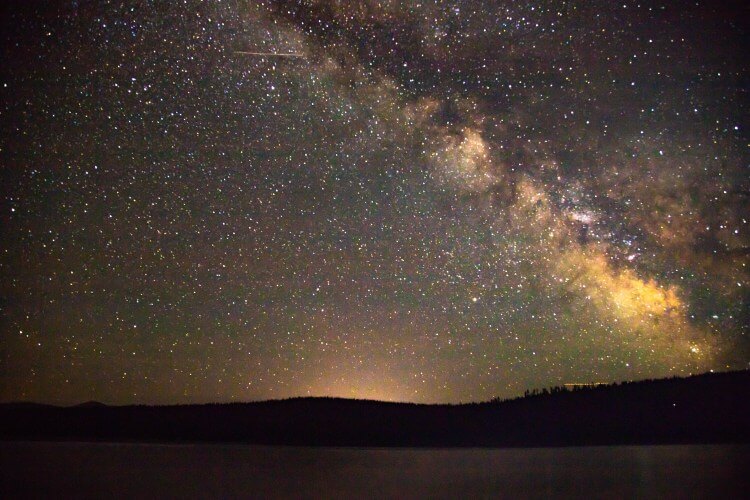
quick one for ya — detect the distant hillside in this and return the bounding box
[2,371,749,447]
[72,401,108,408]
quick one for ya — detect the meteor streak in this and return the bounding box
[235,51,305,58]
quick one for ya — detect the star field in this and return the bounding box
[1,0,748,404]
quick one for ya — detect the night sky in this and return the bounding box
[1,1,748,405]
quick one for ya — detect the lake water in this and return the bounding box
[1,442,747,498]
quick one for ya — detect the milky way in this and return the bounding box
[1,1,748,404]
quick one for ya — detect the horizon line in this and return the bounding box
[1,369,741,409]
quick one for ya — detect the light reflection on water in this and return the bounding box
[1,442,747,499]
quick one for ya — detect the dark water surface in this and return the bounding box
[1,442,747,499]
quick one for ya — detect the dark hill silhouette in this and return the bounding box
[72,401,107,408]
[2,371,749,447]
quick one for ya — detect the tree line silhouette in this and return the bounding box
[487,376,682,403]
[1,370,748,447]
